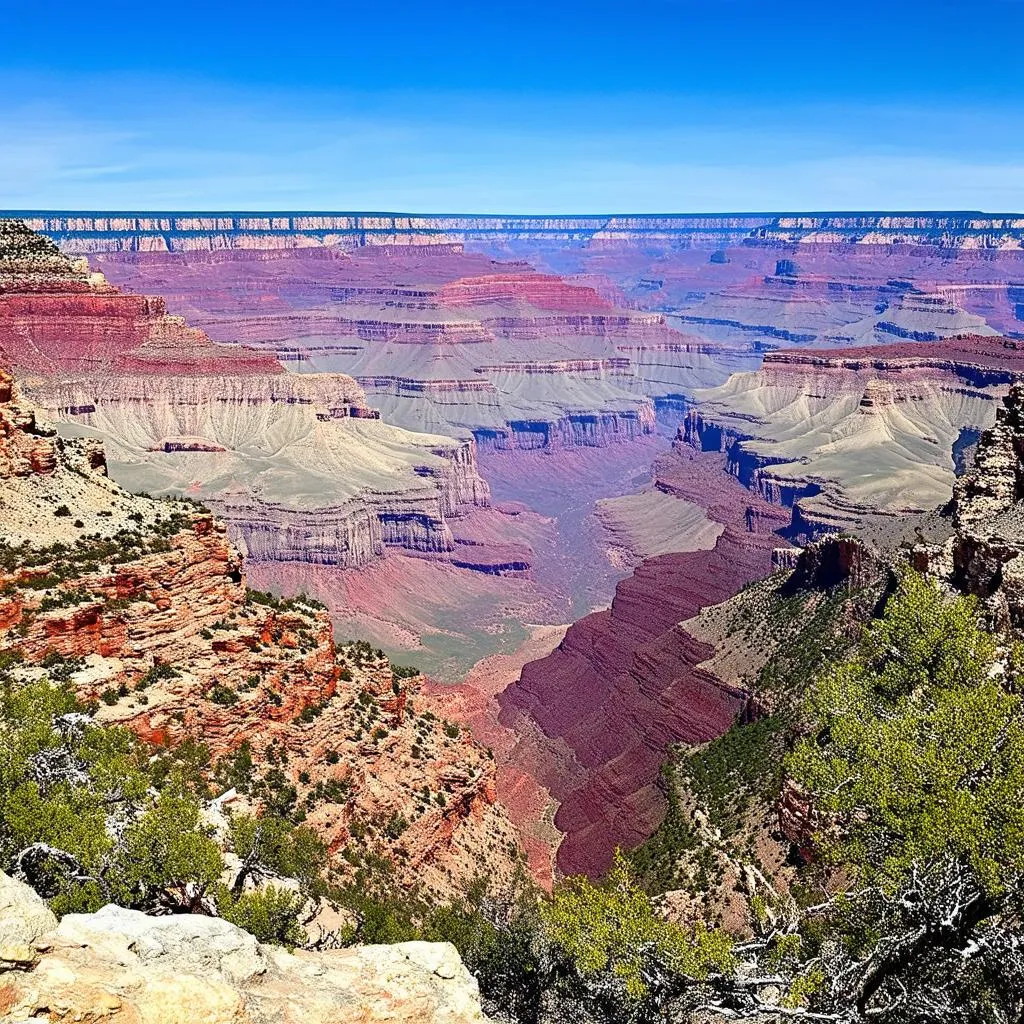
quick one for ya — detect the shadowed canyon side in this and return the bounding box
[498,443,792,876]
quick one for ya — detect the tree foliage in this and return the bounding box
[227,812,327,894]
[0,678,222,915]
[544,852,733,1002]
[787,570,1024,893]
[216,884,308,948]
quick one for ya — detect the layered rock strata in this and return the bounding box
[0,222,496,571]
[18,211,1024,252]
[71,245,743,448]
[499,446,791,876]
[682,338,1024,537]
[0,368,520,898]
[913,383,1024,633]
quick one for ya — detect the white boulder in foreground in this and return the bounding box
[0,872,489,1023]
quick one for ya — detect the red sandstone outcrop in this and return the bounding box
[0,367,520,898]
[437,273,616,313]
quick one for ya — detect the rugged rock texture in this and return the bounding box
[0,872,490,1023]
[32,372,492,569]
[0,222,499,572]
[913,383,1024,633]
[15,212,772,251]
[751,213,1024,249]
[682,338,1024,537]
[68,244,743,449]
[0,218,280,376]
[0,369,520,898]
[499,446,791,876]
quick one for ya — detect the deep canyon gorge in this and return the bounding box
[8,208,1024,885]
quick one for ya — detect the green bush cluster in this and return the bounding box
[0,679,222,916]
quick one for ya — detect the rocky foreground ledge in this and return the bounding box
[0,871,489,1023]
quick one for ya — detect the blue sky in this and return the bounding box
[4,0,1024,212]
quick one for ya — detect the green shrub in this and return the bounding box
[207,684,238,706]
[216,884,307,948]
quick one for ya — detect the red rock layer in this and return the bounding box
[0,292,282,376]
[0,367,520,898]
[764,334,1024,378]
[434,273,616,313]
[499,448,791,876]
[0,371,59,477]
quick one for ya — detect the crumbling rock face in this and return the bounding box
[776,779,820,864]
[0,872,490,1024]
[915,383,1024,631]
[0,372,59,478]
[782,534,878,593]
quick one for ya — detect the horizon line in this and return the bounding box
[4,208,1021,219]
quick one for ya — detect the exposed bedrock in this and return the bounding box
[472,407,655,451]
[0,224,499,573]
[29,372,493,570]
[64,245,728,451]
[499,448,791,876]
[680,339,1024,537]
[0,291,282,376]
[914,384,1024,633]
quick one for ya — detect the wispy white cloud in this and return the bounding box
[3,72,1024,212]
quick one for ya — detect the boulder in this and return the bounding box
[0,872,491,1023]
[0,871,57,967]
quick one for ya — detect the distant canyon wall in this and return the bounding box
[12,211,1024,254]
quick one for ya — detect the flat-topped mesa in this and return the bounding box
[751,214,1024,249]
[679,338,1024,538]
[17,212,773,253]
[762,335,1024,387]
